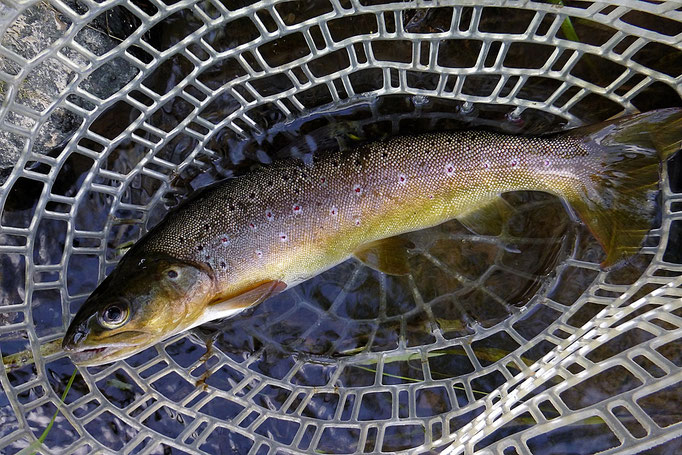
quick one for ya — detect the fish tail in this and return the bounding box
[566,108,682,268]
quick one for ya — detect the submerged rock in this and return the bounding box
[0,1,139,184]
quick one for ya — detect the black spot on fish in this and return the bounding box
[229,204,235,211]
[354,158,361,166]
[332,160,339,167]
[204,223,210,231]
[283,175,289,182]
[197,245,203,251]
[205,254,211,260]
[179,236,185,243]
[249,192,256,199]
[267,180,273,186]
[382,152,388,158]
[220,261,226,268]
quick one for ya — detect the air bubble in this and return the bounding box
[460,101,475,115]
[412,95,429,106]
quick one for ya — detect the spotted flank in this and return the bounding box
[62,109,682,366]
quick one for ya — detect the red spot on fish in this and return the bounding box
[280,233,288,242]
[266,210,273,220]
[221,236,229,244]
[445,164,454,175]
[256,250,263,258]
[330,207,338,216]
[353,184,362,195]
[320,177,326,184]
[544,159,551,167]
[483,161,490,169]
[398,174,407,185]
[510,158,518,167]
[293,204,302,214]
[354,218,361,226]
[249,222,256,230]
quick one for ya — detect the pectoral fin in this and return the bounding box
[353,236,415,275]
[208,280,287,312]
[457,197,516,237]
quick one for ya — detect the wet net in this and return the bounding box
[1,0,681,454]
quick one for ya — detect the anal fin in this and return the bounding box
[353,236,416,276]
[457,197,516,237]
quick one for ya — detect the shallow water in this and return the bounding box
[1,96,658,454]
[2,2,682,454]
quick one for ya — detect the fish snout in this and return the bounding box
[62,322,90,350]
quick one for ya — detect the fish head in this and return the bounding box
[62,252,215,366]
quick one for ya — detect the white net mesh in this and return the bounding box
[1,0,681,454]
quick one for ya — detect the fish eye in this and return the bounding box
[99,302,129,328]
[166,268,179,279]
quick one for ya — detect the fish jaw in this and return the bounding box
[62,330,156,366]
[64,344,128,366]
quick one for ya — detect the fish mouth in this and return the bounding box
[65,345,122,365]
[63,329,153,366]
[64,340,145,366]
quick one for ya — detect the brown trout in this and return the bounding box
[63,108,681,365]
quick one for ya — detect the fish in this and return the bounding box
[62,108,682,365]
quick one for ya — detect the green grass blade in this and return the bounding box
[17,368,78,455]
[548,0,581,42]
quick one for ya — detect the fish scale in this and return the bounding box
[144,131,589,292]
[62,108,682,365]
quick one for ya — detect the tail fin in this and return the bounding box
[566,108,682,268]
